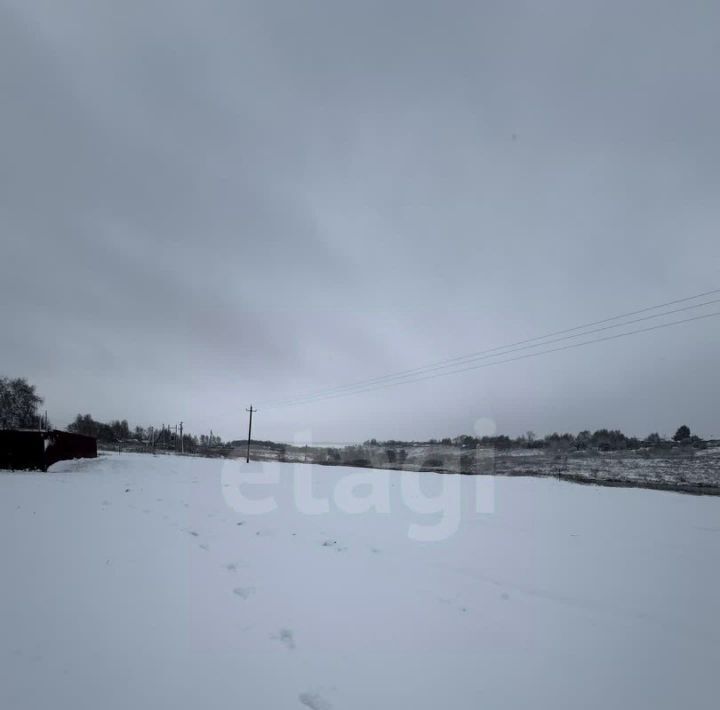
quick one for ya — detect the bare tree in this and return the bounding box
[0,377,43,429]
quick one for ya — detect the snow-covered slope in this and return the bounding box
[1,453,718,709]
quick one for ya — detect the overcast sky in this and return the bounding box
[2,0,719,443]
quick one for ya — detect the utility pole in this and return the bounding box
[179,421,184,454]
[245,406,257,463]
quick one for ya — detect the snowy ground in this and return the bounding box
[1,453,719,709]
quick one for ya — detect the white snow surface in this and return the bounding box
[1,452,719,709]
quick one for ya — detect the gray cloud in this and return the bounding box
[2,0,719,441]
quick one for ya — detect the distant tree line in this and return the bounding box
[365,425,705,452]
[67,413,229,454]
[228,438,285,450]
[67,414,133,442]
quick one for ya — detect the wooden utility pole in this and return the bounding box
[245,406,257,463]
[179,421,184,453]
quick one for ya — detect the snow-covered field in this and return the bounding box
[1,453,719,709]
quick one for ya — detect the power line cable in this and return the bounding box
[263,288,720,407]
[263,309,720,409]
[262,291,720,408]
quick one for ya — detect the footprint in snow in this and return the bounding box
[272,628,295,650]
[233,586,255,600]
[299,692,333,710]
[188,530,199,537]
[437,596,469,613]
